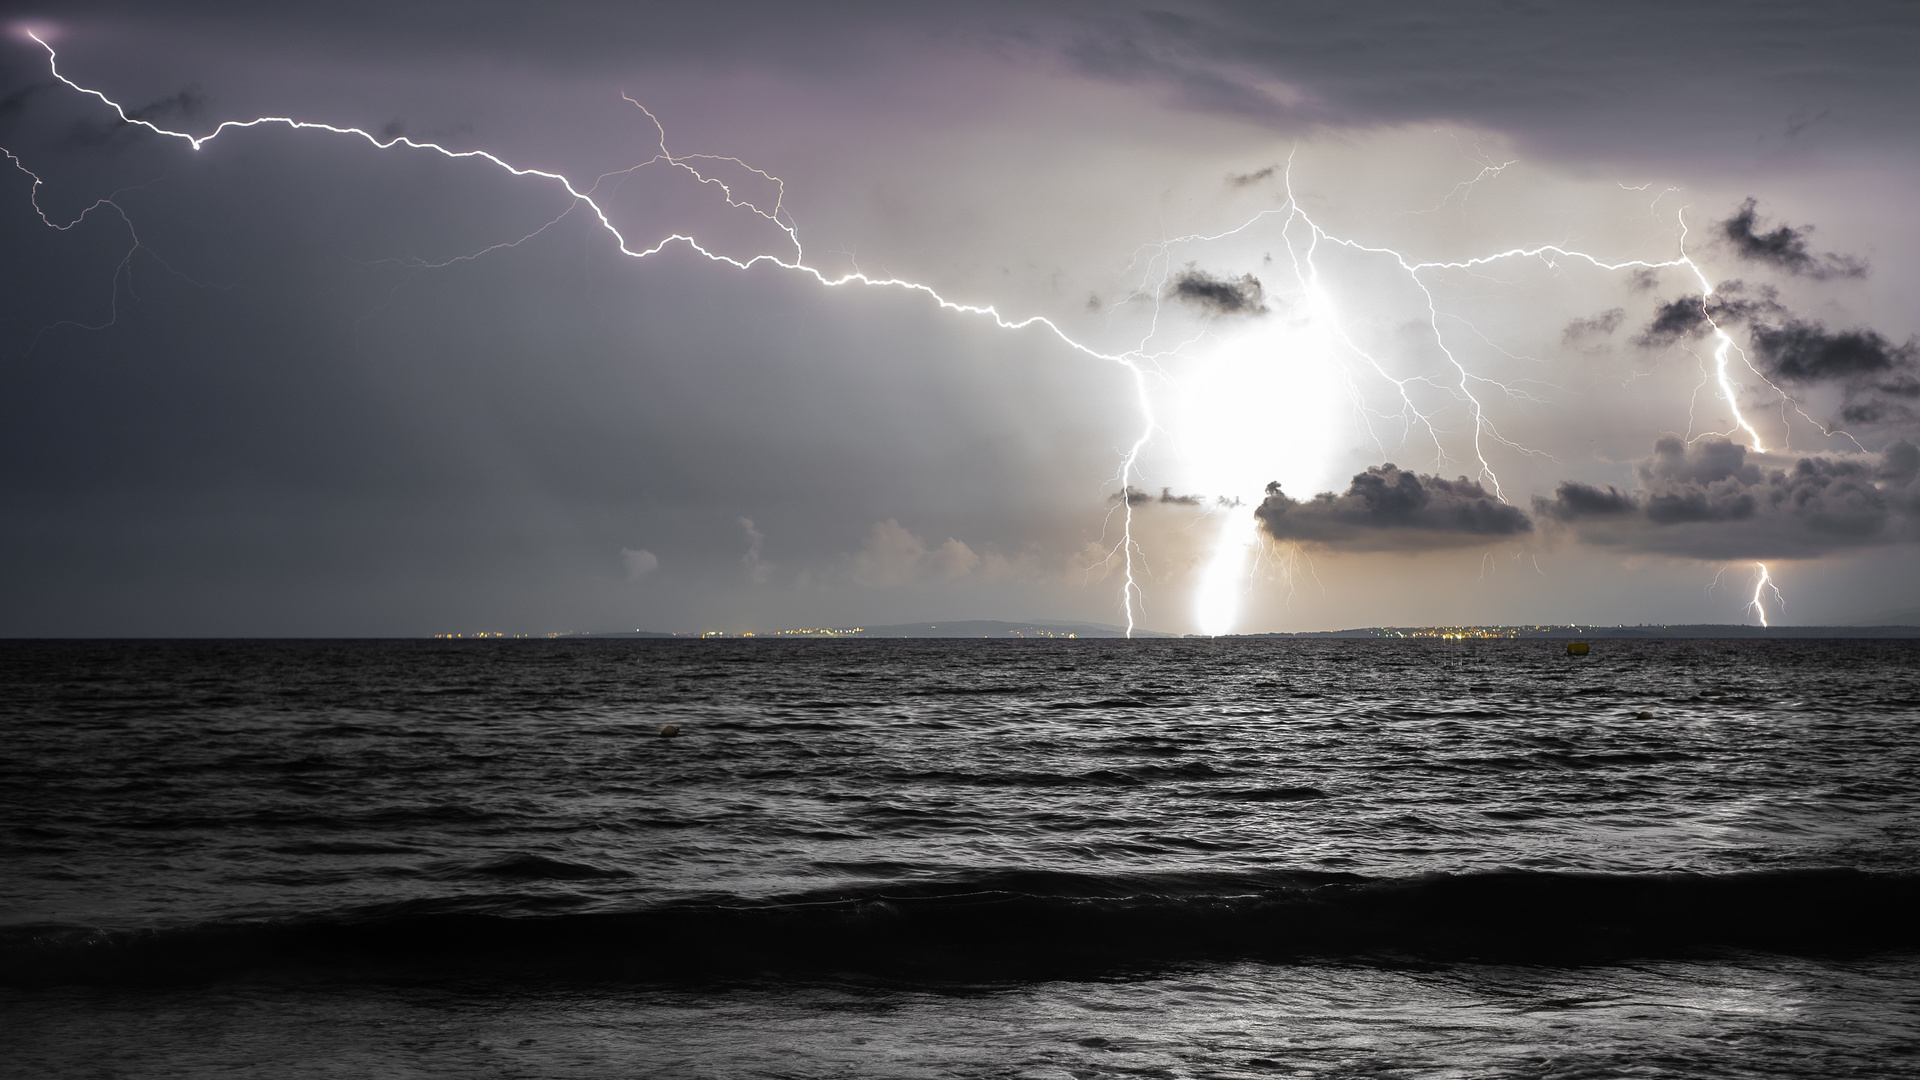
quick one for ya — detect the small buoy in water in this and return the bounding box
[1566,642,1590,656]
[658,724,681,737]
[1636,710,1653,720]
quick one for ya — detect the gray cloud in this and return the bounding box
[4,1,1919,633]
[1535,437,1919,558]
[1255,464,1531,550]
[739,517,772,584]
[1227,164,1277,187]
[1720,197,1867,280]
[1046,1,1920,162]
[1750,320,1920,428]
[1754,321,1918,384]
[1633,273,1920,431]
[1880,440,1920,485]
[1112,486,1206,506]
[1159,265,1267,313]
[20,0,1920,168]
[621,547,659,580]
[1168,268,1265,315]
[1562,307,1624,344]
[1634,282,1782,347]
[1538,481,1635,520]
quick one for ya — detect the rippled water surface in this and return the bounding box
[3,637,1918,1076]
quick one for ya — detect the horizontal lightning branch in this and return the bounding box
[7,28,1812,633]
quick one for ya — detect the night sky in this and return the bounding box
[3,1,1918,636]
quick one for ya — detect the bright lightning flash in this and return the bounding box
[5,29,1823,634]
[1748,562,1780,627]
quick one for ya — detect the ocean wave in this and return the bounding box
[4,868,1914,986]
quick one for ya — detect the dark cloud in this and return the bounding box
[1227,165,1276,187]
[1045,1,1920,162]
[1750,320,1918,384]
[1535,437,1918,558]
[1743,318,1920,429]
[1538,481,1635,519]
[22,0,1920,168]
[1720,198,1867,280]
[1633,282,1781,347]
[1168,268,1265,315]
[5,0,1919,633]
[1879,440,1920,485]
[1255,464,1531,550]
[1111,486,1205,506]
[1634,278,1920,430]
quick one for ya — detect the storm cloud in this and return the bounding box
[1634,282,1782,347]
[1534,437,1919,559]
[1720,198,1867,280]
[1113,487,1207,506]
[1748,321,1920,427]
[1255,465,1532,550]
[2,2,1918,633]
[1168,269,1266,315]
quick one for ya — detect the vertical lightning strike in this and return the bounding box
[1161,158,1779,632]
[1671,214,1766,451]
[10,28,1172,633]
[1747,562,1778,627]
[8,30,1837,635]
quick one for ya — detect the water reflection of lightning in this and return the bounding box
[7,29,1817,634]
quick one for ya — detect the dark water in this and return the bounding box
[4,638,1918,1077]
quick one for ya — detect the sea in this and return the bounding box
[3,637,1917,1078]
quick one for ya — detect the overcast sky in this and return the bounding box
[3,1,1918,635]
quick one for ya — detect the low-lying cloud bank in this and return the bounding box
[1535,437,1920,559]
[1259,440,1920,560]
[1255,464,1530,550]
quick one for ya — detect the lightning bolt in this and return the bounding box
[7,27,1170,633]
[1748,562,1780,627]
[4,29,1834,635]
